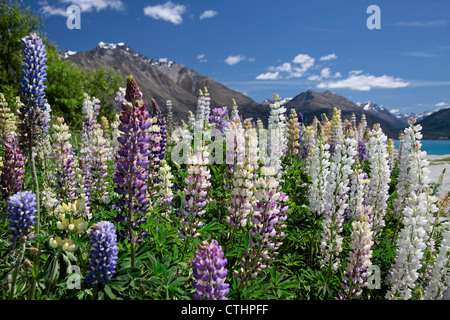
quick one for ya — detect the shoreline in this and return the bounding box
[426,154,450,196]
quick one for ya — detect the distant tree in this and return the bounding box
[0,0,42,101]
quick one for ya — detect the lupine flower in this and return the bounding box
[300,124,315,160]
[348,167,369,221]
[0,93,13,143]
[88,123,109,202]
[157,159,174,215]
[423,222,450,300]
[357,139,368,163]
[85,221,119,288]
[394,119,431,215]
[7,191,37,248]
[1,138,26,208]
[52,117,76,201]
[320,136,356,271]
[386,138,396,172]
[17,33,48,150]
[366,124,391,234]
[308,136,330,216]
[385,191,436,300]
[166,100,174,138]
[328,108,343,154]
[179,145,211,238]
[339,206,374,300]
[230,98,240,123]
[113,75,151,224]
[192,239,229,300]
[195,89,208,131]
[287,109,300,155]
[237,166,288,283]
[267,95,287,176]
[209,107,229,134]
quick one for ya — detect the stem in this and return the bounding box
[9,240,26,300]
[28,144,41,300]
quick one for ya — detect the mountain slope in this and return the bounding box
[63,42,263,123]
[284,90,405,137]
[417,108,450,140]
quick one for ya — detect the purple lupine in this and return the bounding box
[1,138,26,209]
[192,239,229,300]
[113,76,151,264]
[357,139,368,163]
[339,206,374,300]
[236,166,288,283]
[208,107,229,133]
[179,147,211,239]
[7,191,37,248]
[85,221,119,288]
[17,33,48,149]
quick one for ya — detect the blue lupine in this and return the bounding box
[85,221,119,288]
[7,191,37,248]
[209,107,229,133]
[18,33,48,147]
[192,239,229,300]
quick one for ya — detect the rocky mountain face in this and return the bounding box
[63,42,262,123]
[63,42,408,137]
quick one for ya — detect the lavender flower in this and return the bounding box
[192,239,229,300]
[7,191,37,248]
[85,221,119,288]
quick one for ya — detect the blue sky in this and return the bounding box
[24,0,450,114]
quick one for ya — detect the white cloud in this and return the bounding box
[225,55,246,65]
[39,0,124,16]
[290,54,315,78]
[405,51,437,57]
[319,53,337,61]
[317,73,410,91]
[435,102,447,107]
[197,54,207,62]
[334,72,342,78]
[269,62,292,73]
[307,68,332,81]
[321,68,331,78]
[256,71,280,80]
[200,10,218,20]
[143,1,187,25]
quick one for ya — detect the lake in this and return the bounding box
[393,140,450,156]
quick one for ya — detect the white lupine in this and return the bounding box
[320,136,356,270]
[158,159,174,217]
[366,124,391,234]
[308,139,330,216]
[394,119,427,214]
[348,168,369,221]
[423,222,450,300]
[267,98,287,177]
[386,192,436,300]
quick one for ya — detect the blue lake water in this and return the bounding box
[393,140,450,156]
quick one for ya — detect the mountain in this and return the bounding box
[284,90,406,137]
[417,107,450,140]
[62,42,407,136]
[63,42,264,123]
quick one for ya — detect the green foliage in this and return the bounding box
[0,0,41,101]
[0,0,122,132]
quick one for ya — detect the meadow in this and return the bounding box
[0,32,449,301]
